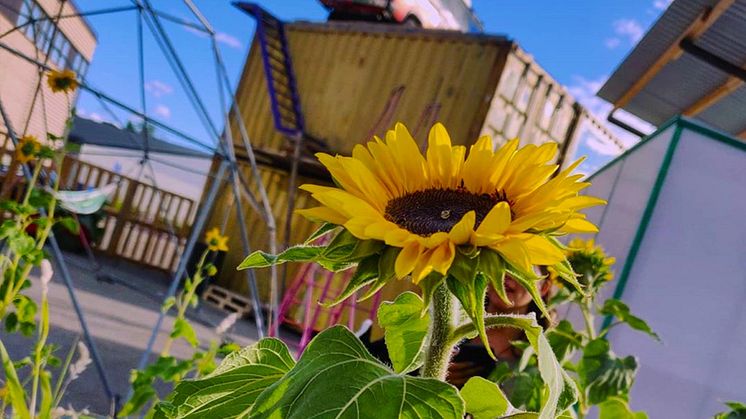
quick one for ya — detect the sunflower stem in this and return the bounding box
[421,282,457,380]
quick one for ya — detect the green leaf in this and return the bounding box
[161,296,176,313]
[546,320,583,362]
[481,313,578,419]
[250,326,464,418]
[448,250,480,284]
[0,219,17,239]
[377,292,429,374]
[715,401,746,419]
[504,263,551,321]
[550,258,586,296]
[157,338,295,419]
[600,299,659,341]
[579,338,638,404]
[56,216,80,234]
[598,397,648,419]
[323,254,379,307]
[479,249,511,306]
[171,318,199,347]
[237,245,324,270]
[323,230,384,263]
[446,273,493,359]
[358,246,400,302]
[29,189,53,209]
[304,223,338,244]
[8,231,35,255]
[0,340,31,419]
[460,376,510,419]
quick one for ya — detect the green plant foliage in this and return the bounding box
[714,401,746,419]
[250,326,464,419]
[460,376,510,419]
[579,339,638,405]
[170,318,199,347]
[154,339,294,418]
[546,320,583,362]
[377,291,429,373]
[598,397,648,419]
[600,299,659,340]
[447,271,493,358]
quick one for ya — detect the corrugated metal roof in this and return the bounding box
[598,0,746,137]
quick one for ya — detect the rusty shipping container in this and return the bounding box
[206,21,619,331]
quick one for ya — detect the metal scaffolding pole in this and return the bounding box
[135,159,228,372]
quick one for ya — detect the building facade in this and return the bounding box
[0,0,96,151]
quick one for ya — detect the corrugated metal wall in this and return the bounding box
[211,23,514,300]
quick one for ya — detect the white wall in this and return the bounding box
[608,126,746,417]
[76,145,211,201]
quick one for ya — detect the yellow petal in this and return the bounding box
[493,238,531,273]
[476,202,511,236]
[429,241,455,275]
[560,218,599,233]
[523,235,565,265]
[448,211,475,244]
[395,242,424,279]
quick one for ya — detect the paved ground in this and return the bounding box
[0,251,298,416]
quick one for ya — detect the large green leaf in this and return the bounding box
[377,292,429,374]
[460,376,510,419]
[477,314,578,419]
[600,299,659,341]
[598,397,648,419]
[250,326,465,418]
[579,338,638,404]
[156,338,295,418]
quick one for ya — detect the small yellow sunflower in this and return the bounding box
[47,69,78,94]
[297,123,604,284]
[566,238,615,281]
[205,227,229,252]
[15,135,41,163]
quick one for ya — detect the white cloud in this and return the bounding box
[88,112,105,123]
[566,75,653,147]
[585,133,623,156]
[184,26,242,49]
[145,80,173,98]
[154,105,171,119]
[653,0,673,10]
[613,18,644,44]
[215,32,242,49]
[604,37,621,49]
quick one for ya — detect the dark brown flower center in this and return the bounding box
[384,188,510,236]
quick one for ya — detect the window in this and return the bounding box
[16,1,89,77]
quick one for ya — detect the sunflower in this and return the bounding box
[205,227,229,252]
[297,122,604,284]
[15,135,41,163]
[47,69,78,94]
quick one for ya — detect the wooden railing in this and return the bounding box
[1,141,197,272]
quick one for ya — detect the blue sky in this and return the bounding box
[72,0,672,172]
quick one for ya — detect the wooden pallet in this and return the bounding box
[203,285,254,317]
